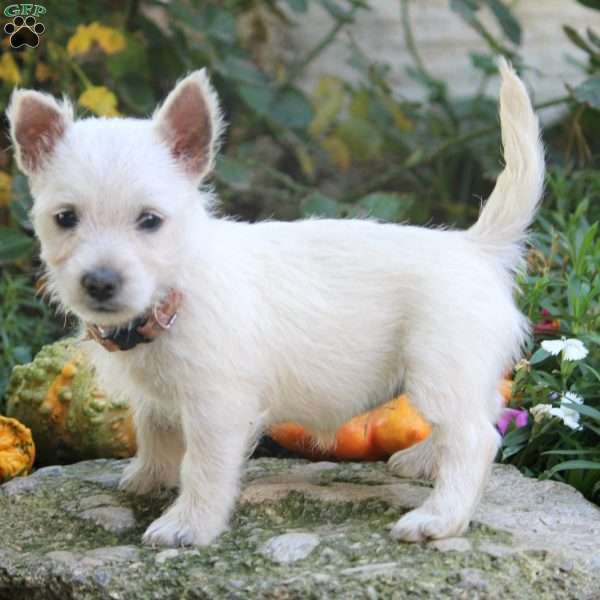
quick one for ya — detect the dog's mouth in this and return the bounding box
[89,303,123,314]
[85,289,183,352]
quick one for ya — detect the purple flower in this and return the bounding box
[497,408,529,436]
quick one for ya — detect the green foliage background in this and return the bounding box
[1,0,600,502]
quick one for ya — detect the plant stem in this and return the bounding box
[66,55,92,89]
[349,94,572,199]
[246,159,311,195]
[285,5,360,86]
[535,95,571,111]
[400,0,457,125]
[400,0,431,83]
[126,0,140,31]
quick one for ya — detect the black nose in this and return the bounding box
[81,268,122,302]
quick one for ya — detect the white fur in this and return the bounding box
[7,59,544,545]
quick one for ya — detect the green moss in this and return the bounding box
[1,458,596,600]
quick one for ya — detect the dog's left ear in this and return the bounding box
[154,69,224,184]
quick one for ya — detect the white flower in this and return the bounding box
[530,403,553,423]
[530,393,584,431]
[541,337,589,361]
[554,406,582,431]
[561,391,584,406]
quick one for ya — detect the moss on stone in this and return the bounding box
[1,458,597,599]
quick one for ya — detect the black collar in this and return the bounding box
[86,289,182,352]
[91,315,154,351]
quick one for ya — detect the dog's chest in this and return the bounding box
[123,344,184,416]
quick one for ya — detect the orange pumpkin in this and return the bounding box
[6,339,136,464]
[0,416,36,483]
[271,379,510,461]
[499,378,513,404]
[267,422,329,460]
[270,394,430,461]
[334,413,383,460]
[370,395,431,456]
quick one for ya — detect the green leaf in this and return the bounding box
[501,444,526,460]
[205,7,236,44]
[107,35,148,80]
[221,57,268,86]
[544,460,600,478]
[215,156,252,190]
[285,0,308,12]
[542,449,600,456]
[357,193,413,222]
[576,0,600,9]
[116,77,156,115]
[9,174,33,229]
[575,222,597,275]
[564,25,600,57]
[500,425,529,460]
[529,347,550,365]
[573,75,600,110]
[318,0,352,20]
[310,76,345,136]
[587,27,600,49]
[470,52,497,74]
[580,363,600,384]
[270,88,314,129]
[0,227,34,264]
[301,192,339,218]
[486,0,521,45]
[450,0,479,22]
[503,425,530,445]
[337,116,383,160]
[563,402,600,423]
[238,84,274,115]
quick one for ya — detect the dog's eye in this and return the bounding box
[137,211,163,232]
[54,209,78,229]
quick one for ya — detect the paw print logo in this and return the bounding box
[4,16,45,49]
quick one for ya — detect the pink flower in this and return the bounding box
[533,308,560,334]
[497,407,528,435]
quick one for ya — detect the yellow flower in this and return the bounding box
[0,52,21,85]
[0,171,13,207]
[67,22,126,57]
[67,24,95,56]
[79,86,120,117]
[94,25,126,55]
[35,62,53,82]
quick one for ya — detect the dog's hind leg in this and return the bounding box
[389,365,501,542]
[388,432,438,480]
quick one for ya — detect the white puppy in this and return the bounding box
[7,59,544,546]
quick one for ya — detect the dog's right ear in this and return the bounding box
[7,90,73,176]
[153,69,224,185]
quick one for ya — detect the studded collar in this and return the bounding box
[86,289,183,352]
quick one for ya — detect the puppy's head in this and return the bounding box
[7,70,223,327]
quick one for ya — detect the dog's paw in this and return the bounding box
[390,508,468,542]
[142,505,225,547]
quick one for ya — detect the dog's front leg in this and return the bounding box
[142,390,256,547]
[119,400,184,494]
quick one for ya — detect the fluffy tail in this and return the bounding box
[467,58,545,270]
